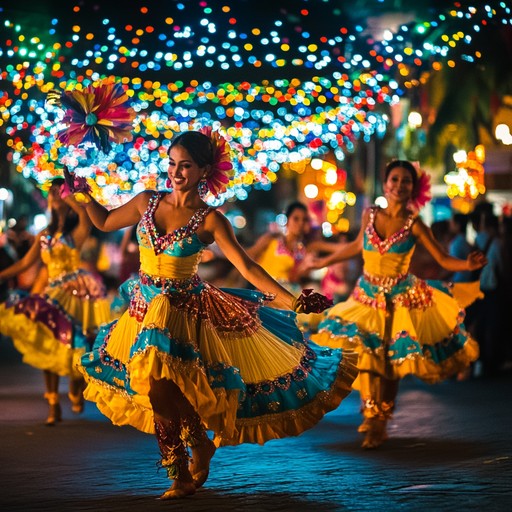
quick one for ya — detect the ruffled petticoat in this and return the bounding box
[312,274,480,384]
[78,279,358,446]
[0,269,111,377]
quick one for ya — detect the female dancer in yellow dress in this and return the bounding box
[247,201,333,294]
[309,160,486,449]
[0,178,111,424]
[74,128,358,500]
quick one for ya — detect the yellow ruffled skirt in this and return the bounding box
[312,276,480,384]
[79,283,358,445]
[0,271,111,377]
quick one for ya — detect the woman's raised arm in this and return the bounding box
[82,191,152,232]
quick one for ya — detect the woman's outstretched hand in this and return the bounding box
[302,254,326,271]
[293,289,333,314]
[61,166,92,204]
[467,250,488,271]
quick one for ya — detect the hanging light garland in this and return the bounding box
[0,1,510,206]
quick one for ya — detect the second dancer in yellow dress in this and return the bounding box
[0,178,111,424]
[309,160,486,449]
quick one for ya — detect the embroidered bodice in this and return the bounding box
[136,193,211,279]
[362,207,416,278]
[40,232,81,279]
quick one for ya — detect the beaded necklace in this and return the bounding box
[142,193,212,255]
[366,206,414,254]
[276,236,306,262]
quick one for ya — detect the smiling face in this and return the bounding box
[383,165,415,204]
[167,144,208,192]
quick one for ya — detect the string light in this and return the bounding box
[0,0,510,206]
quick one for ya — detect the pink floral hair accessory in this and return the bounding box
[199,126,235,197]
[409,161,432,211]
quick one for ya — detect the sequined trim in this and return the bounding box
[40,232,75,251]
[140,193,212,255]
[128,284,148,322]
[130,338,207,373]
[275,237,306,262]
[139,271,202,293]
[82,373,147,409]
[47,268,106,298]
[353,276,435,311]
[353,286,387,309]
[98,324,126,372]
[195,284,262,335]
[365,206,415,254]
[245,346,316,398]
[232,351,358,431]
[391,280,434,310]
[363,271,407,292]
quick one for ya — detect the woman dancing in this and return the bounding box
[309,160,486,449]
[73,128,358,499]
[0,178,111,424]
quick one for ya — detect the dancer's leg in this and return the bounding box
[68,377,85,413]
[43,370,61,425]
[359,371,393,449]
[180,408,215,488]
[149,377,195,499]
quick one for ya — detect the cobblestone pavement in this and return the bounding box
[0,341,511,512]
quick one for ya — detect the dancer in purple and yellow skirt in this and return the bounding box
[74,128,358,500]
[309,160,487,449]
[0,178,111,425]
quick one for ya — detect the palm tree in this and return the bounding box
[422,23,512,169]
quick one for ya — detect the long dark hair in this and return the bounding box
[384,160,418,188]
[285,201,308,218]
[46,178,79,237]
[170,131,214,167]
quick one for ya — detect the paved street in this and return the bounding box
[1,340,511,512]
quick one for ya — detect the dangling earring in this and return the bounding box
[165,178,172,189]
[197,177,209,199]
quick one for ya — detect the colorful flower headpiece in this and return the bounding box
[409,161,432,211]
[199,126,235,197]
[48,82,136,154]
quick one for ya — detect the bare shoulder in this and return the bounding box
[132,190,156,211]
[203,208,227,228]
[411,215,429,236]
[136,190,156,202]
[361,206,374,223]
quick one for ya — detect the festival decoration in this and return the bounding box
[48,82,136,153]
[445,148,486,202]
[0,0,509,207]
